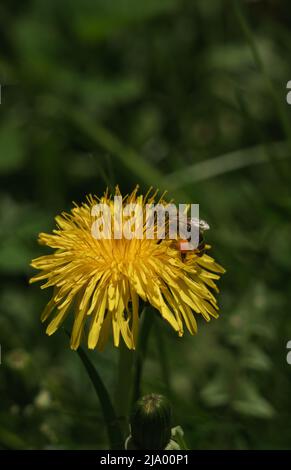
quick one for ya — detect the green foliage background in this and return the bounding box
[1,0,291,450]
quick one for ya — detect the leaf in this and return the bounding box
[72,0,178,41]
[232,380,275,419]
[201,373,229,407]
[242,346,272,372]
[0,426,27,450]
[79,77,143,109]
[75,345,124,450]
[171,426,189,451]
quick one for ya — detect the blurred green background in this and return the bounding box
[1,0,291,450]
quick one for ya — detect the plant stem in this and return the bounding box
[132,307,153,404]
[115,340,135,438]
[154,320,173,401]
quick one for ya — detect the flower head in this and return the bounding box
[30,186,225,350]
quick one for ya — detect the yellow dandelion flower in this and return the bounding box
[30,186,225,351]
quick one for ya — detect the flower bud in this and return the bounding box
[130,394,172,450]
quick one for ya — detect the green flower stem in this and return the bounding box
[115,340,135,437]
[154,321,173,401]
[132,307,153,403]
[115,307,154,440]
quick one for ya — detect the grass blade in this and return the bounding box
[65,105,188,201]
[166,141,289,188]
[232,0,291,180]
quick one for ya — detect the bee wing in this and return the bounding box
[189,218,210,231]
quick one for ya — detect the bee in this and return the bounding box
[177,217,210,258]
